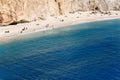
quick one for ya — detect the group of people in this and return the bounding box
[20,27,27,33]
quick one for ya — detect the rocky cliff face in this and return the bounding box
[0,0,120,25]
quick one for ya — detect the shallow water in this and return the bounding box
[0,19,120,80]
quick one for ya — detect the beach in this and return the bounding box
[0,11,120,42]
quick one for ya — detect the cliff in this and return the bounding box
[0,0,120,25]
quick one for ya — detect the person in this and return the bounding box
[5,31,9,33]
[45,24,49,28]
[20,31,22,33]
[22,27,25,31]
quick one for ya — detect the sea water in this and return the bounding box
[0,19,120,80]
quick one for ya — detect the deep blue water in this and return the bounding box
[0,19,120,80]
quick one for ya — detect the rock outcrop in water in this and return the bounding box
[0,0,120,25]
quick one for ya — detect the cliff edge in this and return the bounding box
[0,0,120,25]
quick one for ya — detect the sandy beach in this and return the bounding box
[0,11,120,42]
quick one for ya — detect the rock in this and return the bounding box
[0,0,120,25]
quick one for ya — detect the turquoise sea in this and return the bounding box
[0,19,120,80]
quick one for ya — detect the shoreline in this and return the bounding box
[0,11,120,43]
